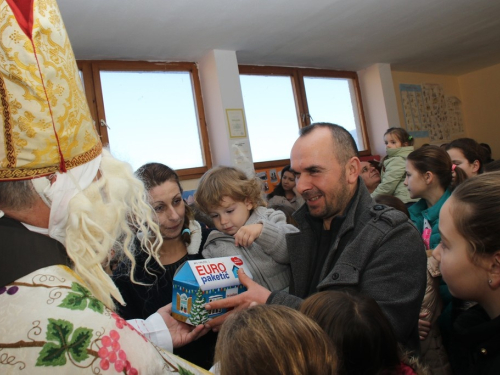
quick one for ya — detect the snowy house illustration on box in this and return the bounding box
[172,256,253,325]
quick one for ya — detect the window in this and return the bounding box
[77,61,211,179]
[239,66,369,167]
[239,74,301,163]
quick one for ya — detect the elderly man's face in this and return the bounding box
[360,161,381,191]
[291,127,355,228]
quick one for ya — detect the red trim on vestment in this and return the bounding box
[6,0,34,39]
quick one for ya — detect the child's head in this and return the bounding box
[405,145,467,200]
[384,127,414,149]
[214,305,337,375]
[434,172,500,304]
[301,290,401,375]
[195,166,264,235]
[446,138,485,177]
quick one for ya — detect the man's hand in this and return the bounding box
[418,311,431,340]
[234,224,263,247]
[204,268,271,331]
[157,303,210,348]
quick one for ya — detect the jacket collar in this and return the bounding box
[387,145,414,157]
[409,189,451,222]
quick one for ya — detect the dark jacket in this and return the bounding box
[449,305,500,375]
[112,220,216,369]
[268,180,427,354]
[0,216,69,287]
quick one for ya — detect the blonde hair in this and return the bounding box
[214,305,337,375]
[65,150,162,310]
[450,171,500,261]
[195,166,264,213]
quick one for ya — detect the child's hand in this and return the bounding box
[234,224,263,247]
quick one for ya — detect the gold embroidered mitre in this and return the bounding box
[0,0,102,181]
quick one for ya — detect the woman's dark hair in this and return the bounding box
[301,290,401,375]
[267,165,292,200]
[480,143,494,164]
[135,162,192,244]
[484,159,500,173]
[446,138,485,174]
[407,145,467,190]
[384,127,414,146]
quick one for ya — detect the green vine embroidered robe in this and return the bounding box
[0,265,211,375]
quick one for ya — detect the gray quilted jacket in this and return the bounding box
[268,180,427,354]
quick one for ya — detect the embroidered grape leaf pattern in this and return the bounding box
[59,282,104,313]
[68,327,93,361]
[36,319,93,367]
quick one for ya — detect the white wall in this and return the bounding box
[358,63,400,157]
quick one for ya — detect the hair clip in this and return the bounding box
[451,164,457,171]
[408,135,413,140]
[182,228,191,236]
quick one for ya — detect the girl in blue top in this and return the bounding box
[404,145,467,373]
[405,146,467,250]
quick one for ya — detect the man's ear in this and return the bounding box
[487,251,500,289]
[346,157,361,184]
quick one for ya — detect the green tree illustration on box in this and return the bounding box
[189,289,208,325]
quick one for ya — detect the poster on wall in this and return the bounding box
[446,96,465,135]
[399,83,464,142]
[422,83,450,142]
[399,84,428,137]
[255,167,285,194]
[226,109,247,138]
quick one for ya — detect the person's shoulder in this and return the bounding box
[393,146,414,157]
[384,152,406,166]
[367,204,410,228]
[267,195,287,206]
[454,304,491,332]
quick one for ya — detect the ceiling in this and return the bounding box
[58,0,500,76]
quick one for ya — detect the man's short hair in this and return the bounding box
[299,123,359,165]
[0,180,38,210]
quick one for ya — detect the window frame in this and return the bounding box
[77,60,211,180]
[238,65,371,170]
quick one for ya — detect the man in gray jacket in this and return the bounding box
[206,123,426,353]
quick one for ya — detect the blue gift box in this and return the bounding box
[172,256,253,325]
